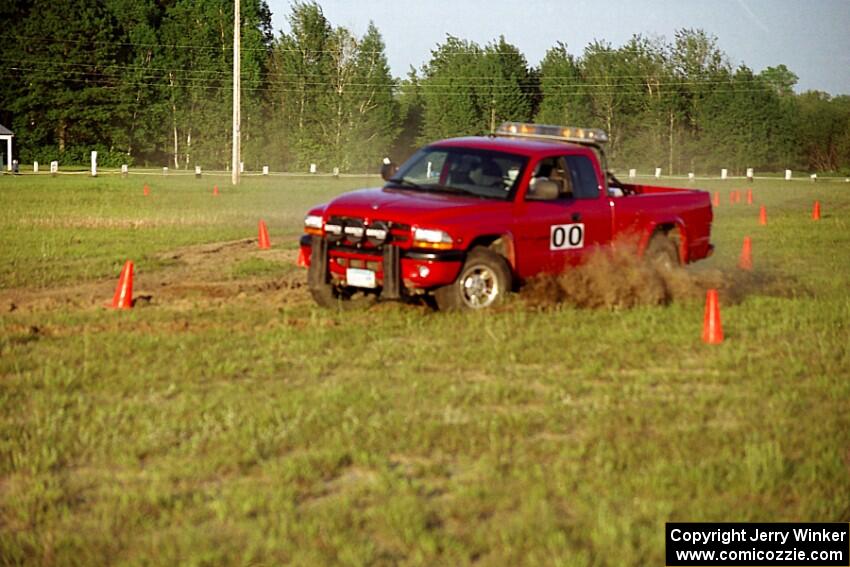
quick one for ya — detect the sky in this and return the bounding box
[266,0,850,95]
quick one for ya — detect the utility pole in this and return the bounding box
[231,0,240,185]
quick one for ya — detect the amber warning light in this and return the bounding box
[496,122,609,144]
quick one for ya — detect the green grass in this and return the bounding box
[1,173,849,565]
[0,174,358,288]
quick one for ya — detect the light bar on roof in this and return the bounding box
[496,122,609,144]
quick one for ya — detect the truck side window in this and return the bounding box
[565,155,600,199]
[530,157,571,199]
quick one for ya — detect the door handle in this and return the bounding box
[572,212,582,222]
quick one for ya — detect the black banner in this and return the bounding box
[666,523,849,566]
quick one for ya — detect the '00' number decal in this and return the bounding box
[550,223,585,250]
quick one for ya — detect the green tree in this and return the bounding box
[267,1,334,169]
[795,91,850,171]
[393,69,425,161]
[266,4,397,171]
[760,64,798,97]
[9,0,129,163]
[419,36,483,141]
[536,42,590,126]
[418,35,534,142]
[158,0,271,169]
[345,22,398,171]
[668,28,731,172]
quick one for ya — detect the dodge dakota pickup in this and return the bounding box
[299,122,714,310]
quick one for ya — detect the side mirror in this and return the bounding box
[380,158,398,181]
[526,178,559,201]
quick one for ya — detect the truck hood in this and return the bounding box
[323,187,506,225]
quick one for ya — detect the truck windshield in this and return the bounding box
[388,147,527,200]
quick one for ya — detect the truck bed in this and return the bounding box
[611,182,714,263]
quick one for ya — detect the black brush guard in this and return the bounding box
[307,235,402,300]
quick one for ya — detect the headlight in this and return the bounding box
[304,214,323,236]
[324,221,344,242]
[412,227,453,250]
[366,221,390,246]
[343,219,365,244]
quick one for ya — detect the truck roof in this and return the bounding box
[430,136,592,158]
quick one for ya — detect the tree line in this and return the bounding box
[2,0,849,174]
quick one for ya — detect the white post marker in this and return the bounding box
[163,167,168,175]
[746,167,754,181]
[629,168,636,179]
[785,169,792,181]
[262,165,269,176]
[333,166,340,177]
[33,161,38,173]
[309,163,317,174]
[50,161,58,176]
[810,173,817,182]
[688,172,695,182]
[655,167,661,179]
[121,164,128,177]
[195,165,202,178]
[721,168,728,180]
[239,161,244,173]
[91,151,97,177]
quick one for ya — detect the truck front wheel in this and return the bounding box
[308,280,356,308]
[434,247,512,310]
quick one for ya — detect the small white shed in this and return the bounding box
[0,124,12,171]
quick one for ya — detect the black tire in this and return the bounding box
[309,280,356,308]
[646,232,680,270]
[434,247,512,310]
[307,242,358,309]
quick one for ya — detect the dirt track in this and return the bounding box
[2,239,807,315]
[1,239,309,314]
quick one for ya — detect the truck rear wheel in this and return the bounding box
[434,247,511,310]
[646,232,679,270]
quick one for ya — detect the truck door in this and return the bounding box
[513,154,613,276]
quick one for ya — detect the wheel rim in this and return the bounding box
[460,265,499,308]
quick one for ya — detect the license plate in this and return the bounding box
[346,268,376,288]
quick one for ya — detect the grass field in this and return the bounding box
[1,172,849,566]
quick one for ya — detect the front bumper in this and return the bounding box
[300,235,463,293]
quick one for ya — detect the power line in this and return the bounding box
[2,33,724,58]
[1,68,783,99]
[3,58,768,89]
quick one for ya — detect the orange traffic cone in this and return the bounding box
[738,236,753,270]
[702,289,724,344]
[713,191,720,207]
[296,246,308,267]
[758,205,767,226]
[143,184,150,196]
[746,188,753,205]
[213,185,219,196]
[111,260,134,309]
[258,220,271,249]
[812,200,821,220]
[729,191,736,205]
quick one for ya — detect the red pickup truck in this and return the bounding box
[299,122,713,309]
